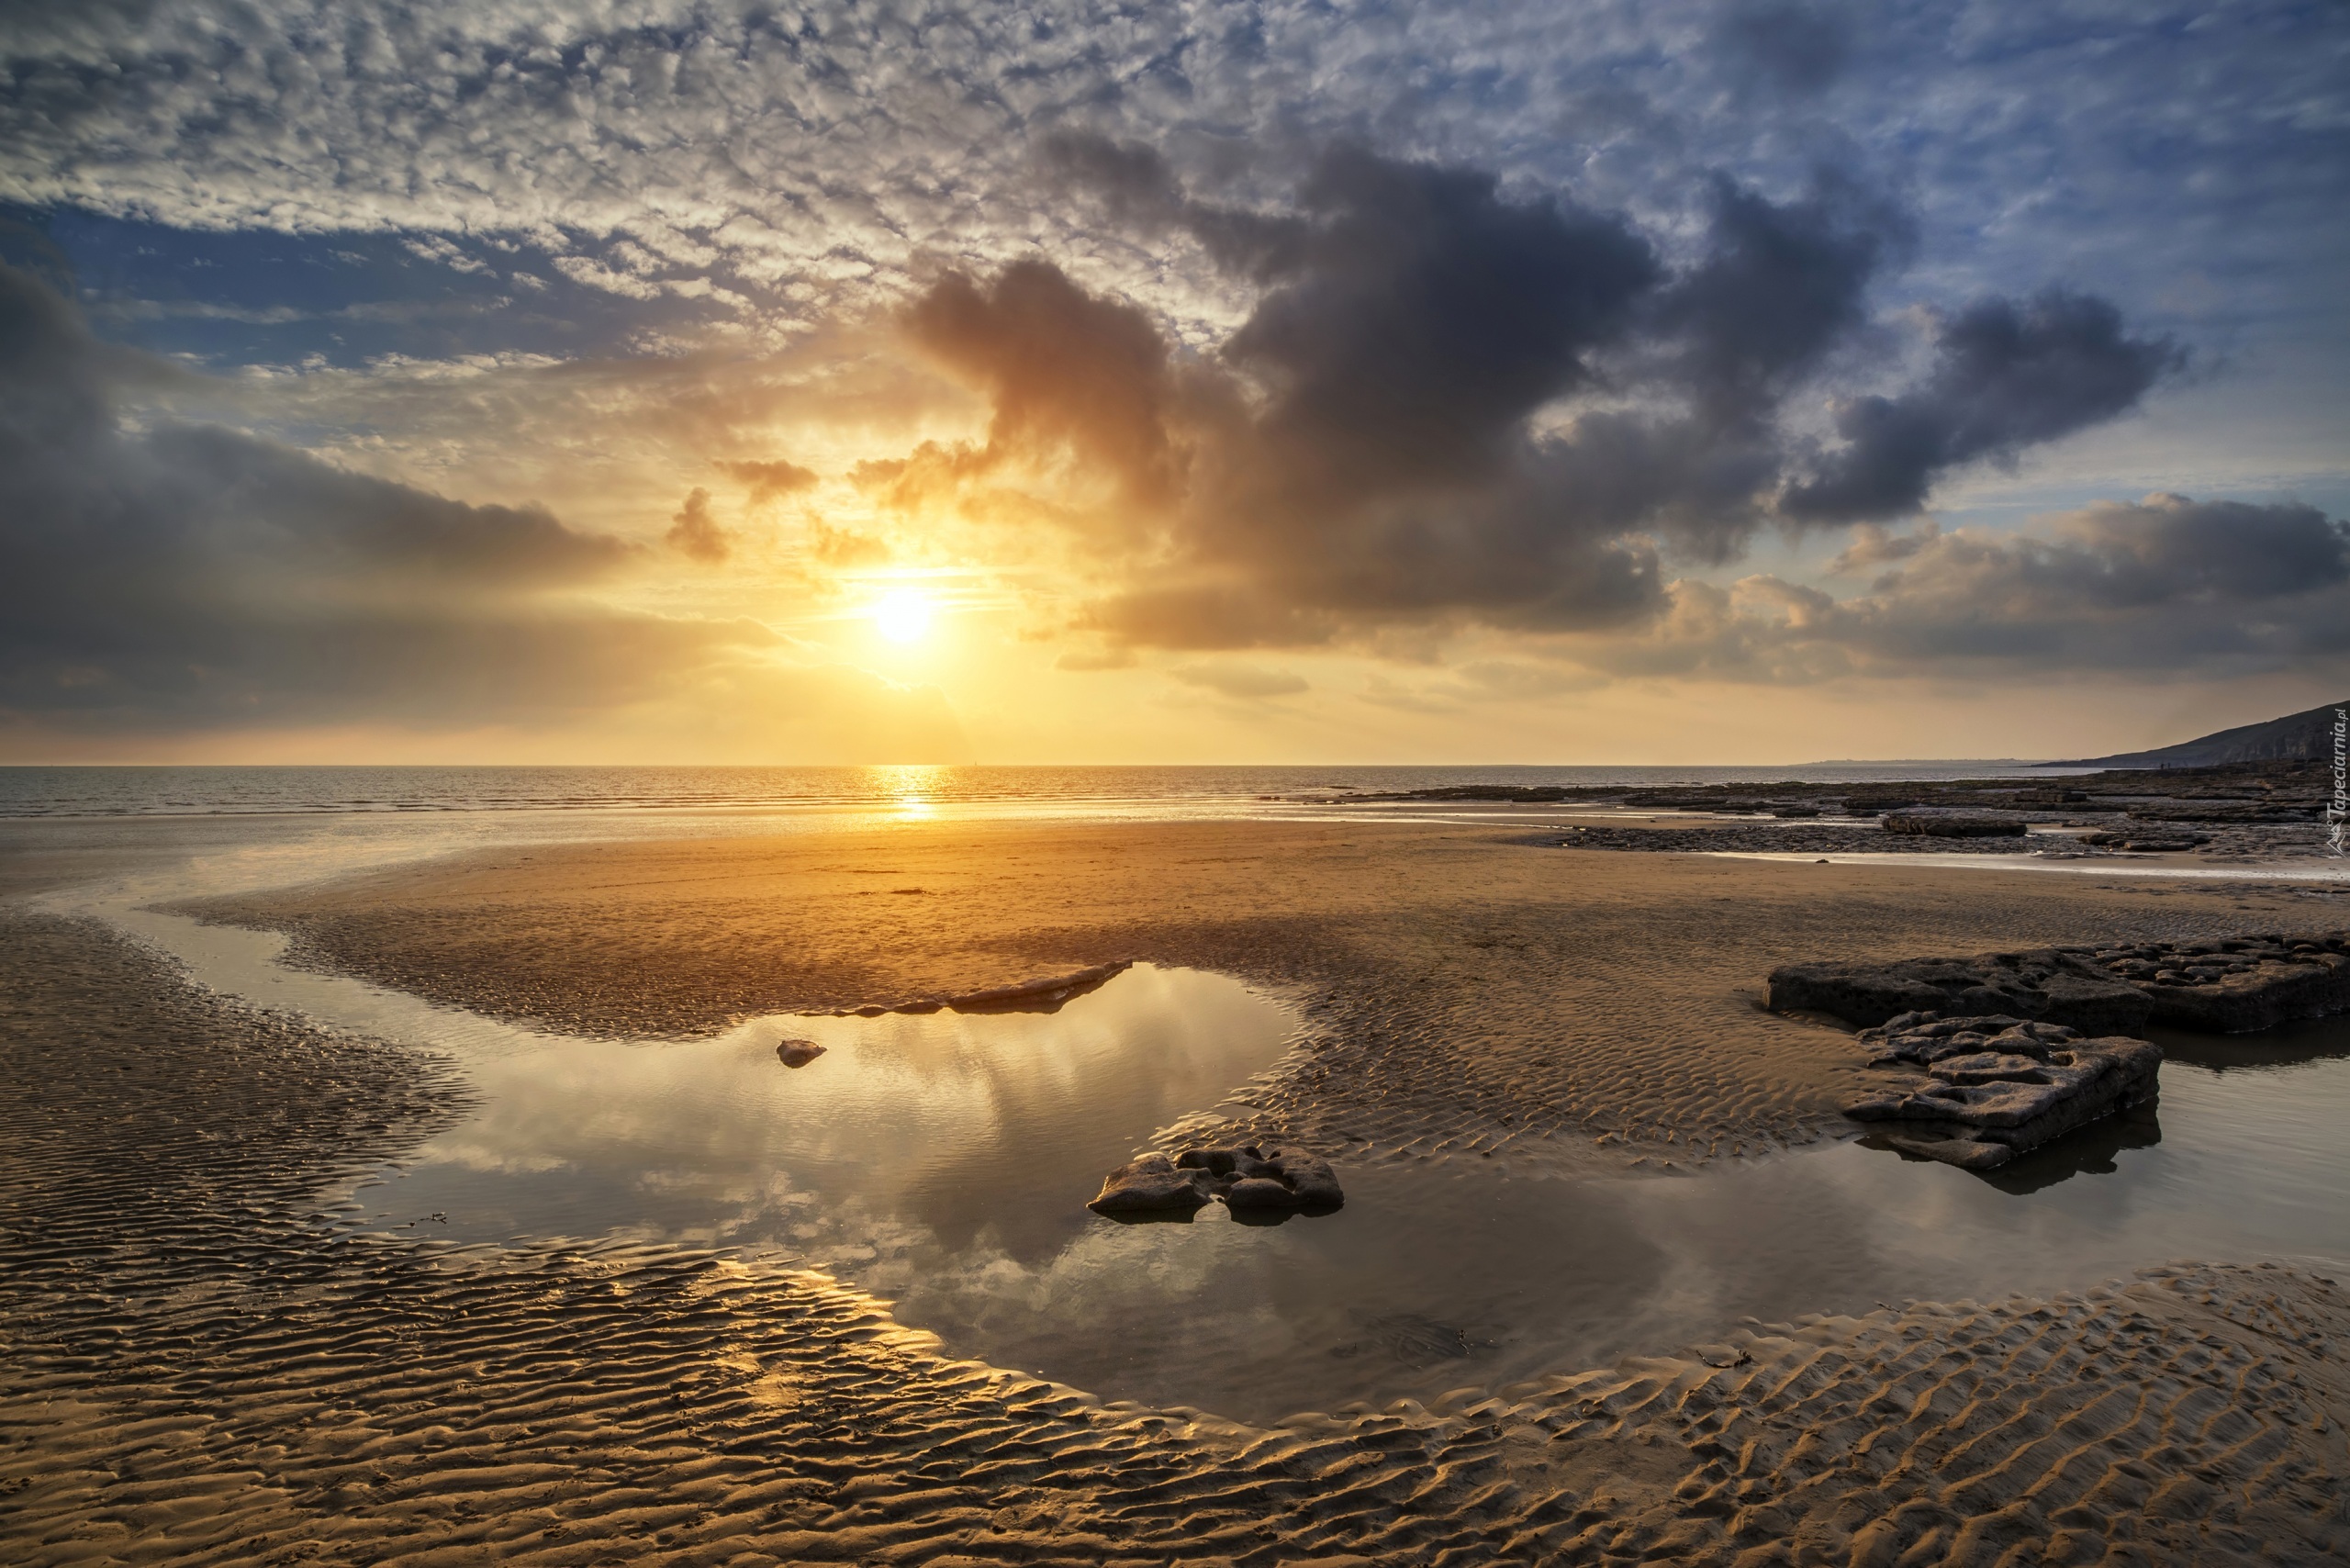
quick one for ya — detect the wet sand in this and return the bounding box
[185,816,2342,1163]
[6,906,2349,1564]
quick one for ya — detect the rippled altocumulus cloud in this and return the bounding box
[4,0,2343,332]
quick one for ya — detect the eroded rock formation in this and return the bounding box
[2076,934,2350,1032]
[1772,933,2350,1037]
[1841,1012,2162,1170]
[1775,930,2350,1172]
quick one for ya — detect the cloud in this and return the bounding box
[1587,494,2350,681]
[0,263,967,756]
[1717,2,1857,98]
[550,255,664,301]
[666,487,732,563]
[4,0,2334,391]
[1218,148,1660,500]
[1782,291,2182,522]
[721,458,820,505]
[903,259,1182,507]
[1,0,2333,722]
[1169,663,1310,700]
[886,145,2176,650]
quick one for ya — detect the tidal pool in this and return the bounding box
[307,960,2350,1425]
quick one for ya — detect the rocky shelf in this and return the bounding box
[1770,932,2350,1036]
[1766,930,2350,1171]
[1358,757,2338,865]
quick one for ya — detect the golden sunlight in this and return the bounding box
[872,589,935,644]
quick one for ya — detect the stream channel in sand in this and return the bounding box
[22,806,2350,1426]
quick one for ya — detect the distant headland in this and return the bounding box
[2039,698,2347,768]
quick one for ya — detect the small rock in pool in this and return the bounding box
[1092,1143,1344,1217]
[1088,1153,1210,1215]
[776,1039,826,1068]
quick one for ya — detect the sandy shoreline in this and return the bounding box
[183,816,2343,1166]
[6,902,2349,1564]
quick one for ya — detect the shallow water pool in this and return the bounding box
[299,961,2350,1424]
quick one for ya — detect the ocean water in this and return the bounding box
[0,760,2083,819]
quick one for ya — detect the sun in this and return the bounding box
[871,589,934,644]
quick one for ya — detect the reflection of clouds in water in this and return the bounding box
[387,964,1298,1268]
[356,947,2350,1422]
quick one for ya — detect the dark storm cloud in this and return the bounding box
[0,263,754,729]
[1654,174,1907,427]
[1219,149,1661,500]
[904,145,2178,647]
[1783,291,2182,523]
[903,260,1183,507]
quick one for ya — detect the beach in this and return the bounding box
[6,801,2350,1563]
[182,815,2342,1161]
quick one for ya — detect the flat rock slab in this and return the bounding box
[2074,932,2350,1032]
[1089,1144,1343,1218]
[1767,950,2153,1034]
[1844,1020,2162,1170]
[1773,933,2350,1036]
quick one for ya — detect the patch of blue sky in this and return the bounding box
[0,207,749,373]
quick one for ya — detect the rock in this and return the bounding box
[775,1039,826,1068]
[1087,1153,1210,1215]
[1884,1136,2015,1171]
[1855,1013,2083,1067]
[1844,1028,2162,1170]
[1766,951,2153,1034]
[1176,1146,1264,1178]
[942,959,1133,1014]
[2077,932,2350,1032]
[1882,814,2028,838]
[2083,831,2208,852]
[1261,1146,1344,1206]
[1094,1143,1344,1218]
[1224,1177,1302,1210]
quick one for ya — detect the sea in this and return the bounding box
[0,760,2080,819]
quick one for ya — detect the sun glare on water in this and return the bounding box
[872,590,934,644]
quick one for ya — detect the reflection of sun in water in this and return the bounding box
[867,763,947,820]
[872,590,934,644]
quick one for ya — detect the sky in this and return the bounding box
[1,0,2345,765]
